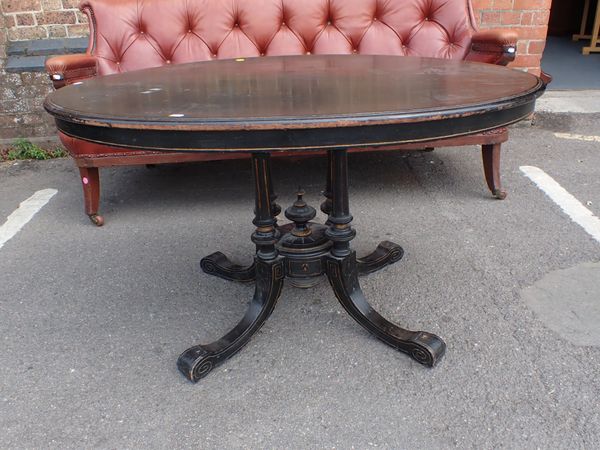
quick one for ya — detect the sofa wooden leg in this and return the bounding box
[481,143,507,200]
[78,167,104,226]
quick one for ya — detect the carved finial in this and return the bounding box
[285,187,316,236]
[294,188,306,207]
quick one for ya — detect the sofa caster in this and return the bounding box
[492,189,507,200]
[89,214,104,226]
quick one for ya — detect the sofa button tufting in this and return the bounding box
[166,60,171,64]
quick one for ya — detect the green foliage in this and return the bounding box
[5,139,67,161]
[49,147,67,158]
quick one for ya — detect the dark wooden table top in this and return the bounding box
[44,55,545,152]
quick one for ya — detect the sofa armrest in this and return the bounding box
[45,54,98,89]
[465,30,518,66]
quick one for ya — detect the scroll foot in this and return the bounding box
[357,241,404,275]
[327,252,445,367]
[200,251,256,283]
[178,257,284,382]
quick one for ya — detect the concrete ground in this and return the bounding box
[1,112,599,449]
[541,36,600,90]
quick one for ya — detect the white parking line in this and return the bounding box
[520,166,600,244]
[0,189,58,250]
[554,132,600,143]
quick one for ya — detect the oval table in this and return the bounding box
[45,55,545,383]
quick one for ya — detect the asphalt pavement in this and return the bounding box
[1,112,599,449]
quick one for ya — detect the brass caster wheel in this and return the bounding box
[492,189,507,200]
[89,214,104,226]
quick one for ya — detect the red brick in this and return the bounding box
[500,11,521,25]
[75,10,88,24]
[2,0,41,13]
[481,11,502,25]
[41,0,62,10]
[47,25,67,37]
[527,39,546,54]
[533,11,550,25]
[66,24,89,37]
[35,11,76,25]
[472,0,493,9]
[509,25,548,39]
[4,14,17,27]
[513,54,542,66]
[514,0,551,8]
[493,0,513,8]
[520,12,533,25]
[16,13,35,26]
[8,26,47,40]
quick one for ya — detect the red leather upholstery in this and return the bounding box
[45,53,97,88]
[47,0,518,86]
[81,0,478,76]
[465,30,518,65]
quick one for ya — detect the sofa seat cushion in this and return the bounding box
[83,0,475,75]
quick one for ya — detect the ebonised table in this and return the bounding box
[45,55,545,382]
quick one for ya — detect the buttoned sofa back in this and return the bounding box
[82,0,478,76]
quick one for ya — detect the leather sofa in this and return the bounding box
[46,0,520,226]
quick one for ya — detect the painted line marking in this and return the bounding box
[0,189,58,250]
[554,132,600,143]
[520,166,600,244]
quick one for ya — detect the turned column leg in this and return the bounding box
[320,152,333,217]
[324,149,445,367]
[178,153,284,382]
[78,166,103,226]
[201,153,281,282]
[321,151,403,274]
[482,143,507,200]
[267,156,281,225]
[324,150,356,257]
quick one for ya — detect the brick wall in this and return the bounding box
[2,0,88,40]
[1,0,552,143]
[0,0,89,144]
[0,59,55,143]
[473,0,552,75]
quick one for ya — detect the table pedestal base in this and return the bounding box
[178,151,446,383]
